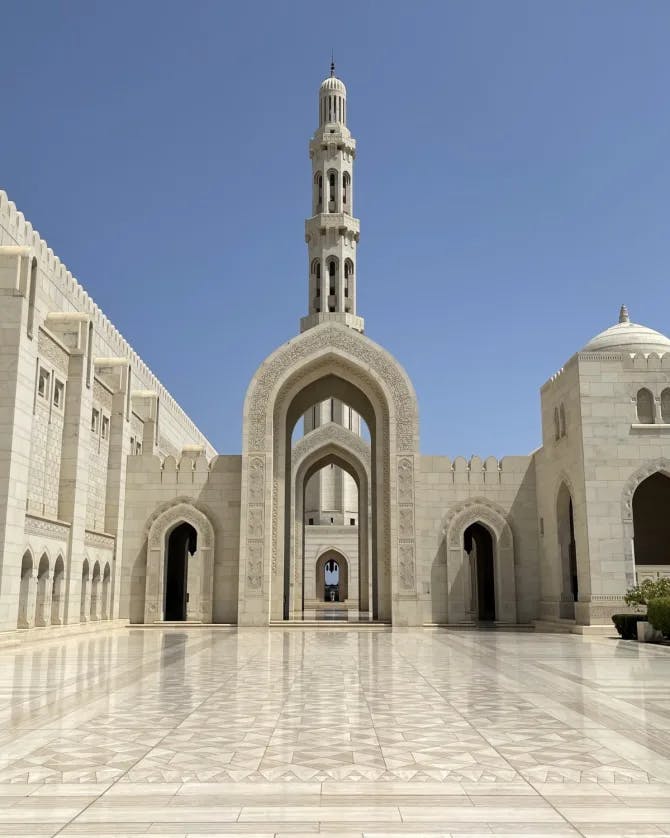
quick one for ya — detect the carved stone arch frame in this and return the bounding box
[238,324,419,626]
[441,498,517,624]
[291,424,372,617]
[621,458,670,586]
[144,500,215,624]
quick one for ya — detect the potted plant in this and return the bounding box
[615,578,670,642]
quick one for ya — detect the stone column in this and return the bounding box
[49,313,93,626]
[35,573,52,627]
[0,249,37,631]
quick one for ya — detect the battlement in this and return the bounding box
[0,190,215,457]
[421,454,532,484]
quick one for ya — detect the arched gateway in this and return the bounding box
[238,322,420,625]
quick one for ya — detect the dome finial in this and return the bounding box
[619,304,630,324]
[330,51,335,77]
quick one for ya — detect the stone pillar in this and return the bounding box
[99,362,132,620]
[49,313,93,626]
[35,573,52,627]
[26,570,37,628]
[0,248,37,631]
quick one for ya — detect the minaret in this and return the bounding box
[302,64,362,527]
[300,63,364,334]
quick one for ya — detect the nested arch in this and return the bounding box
[315,548,350,602]
[291,427,372,617]
[144,499,215,624]
[240,324,419,626]
[441,498,517,624]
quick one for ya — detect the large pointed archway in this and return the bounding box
[291,424,372,619]
[238,323,419,626]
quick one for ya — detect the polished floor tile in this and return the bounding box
[1,627,670,836]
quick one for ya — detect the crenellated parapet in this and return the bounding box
[0,190,215,456]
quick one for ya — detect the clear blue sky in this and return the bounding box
[3,1,670,457]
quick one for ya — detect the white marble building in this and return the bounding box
[1,66,669,636]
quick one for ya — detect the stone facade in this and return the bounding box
[1,70,670,636]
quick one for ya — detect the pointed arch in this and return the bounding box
[440,497,516,624]
[622,459,670,585]
[144,499,215,623]
[240,322,419,625]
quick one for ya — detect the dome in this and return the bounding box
[320,63,346,95]
[582,306,670,354]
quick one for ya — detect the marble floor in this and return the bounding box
[1,627,670,837]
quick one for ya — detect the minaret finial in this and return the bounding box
[619,304,630,324]
[330,52,335,77]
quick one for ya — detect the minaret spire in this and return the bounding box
[300,67,364,334]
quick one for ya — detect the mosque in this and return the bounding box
[1,67,669,636]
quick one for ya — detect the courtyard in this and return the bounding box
[0,627,670,837]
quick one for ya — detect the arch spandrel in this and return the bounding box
[243,324,419,454]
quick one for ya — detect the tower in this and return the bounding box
[300,63,363,334]
[302,65,362,532]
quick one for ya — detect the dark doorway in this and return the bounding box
[464,522,496,621]
[633,472,670,565]
[557,483,578,617]
[165,523,197,621]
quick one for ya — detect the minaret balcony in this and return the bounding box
[305,214,360,242]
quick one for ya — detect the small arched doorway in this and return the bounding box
[464,523,495,621]
[315,550,349,603]
[164,522,197,621]
[557,483,578,618]
[632,472,670,576]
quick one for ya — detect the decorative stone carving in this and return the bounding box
[399,543,415,589]
[93,380,113,411]
[397,457,414,503]
[441,497,513,548]
[621,458,670,521]
[145,499,214,549]
[247,324,418,453]
[399,507,414,539]
[247,541,263,589]
[293,422,371,467]
[84,530,115,550]
[248,507,264,540]
[248,457,265,503]
[38,328,69,374]
[24,514,70,542]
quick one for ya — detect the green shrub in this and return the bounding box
[624,577,670,609]
[611,613,647,640]
[646,598,670,638]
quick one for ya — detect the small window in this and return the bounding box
[38,368,49,399]
[636,388,655,424]
[559,404,567,437]
[662,388,670,423]
[91,408,99,433]
[53,379,64,409]
[136,441,142,455]
[130,436,135,453]
[350,518,355,526]
[101,416,110,440]
[329,305,335,312]
[308,518,314,525]
[553,407,560,441]
[330,517,334,524]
